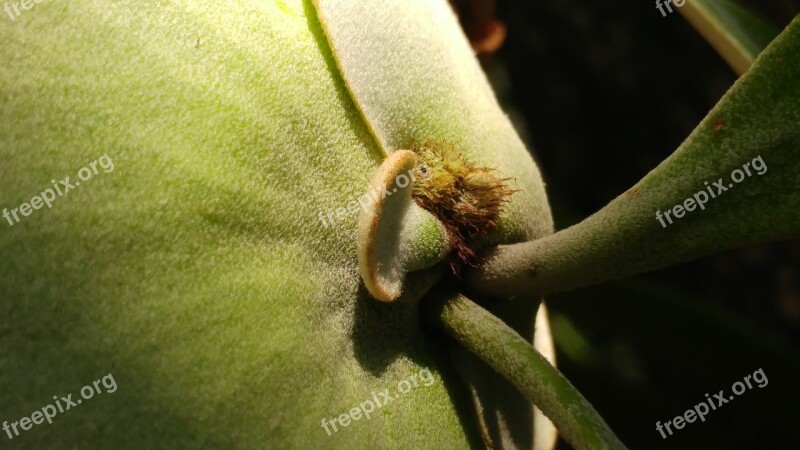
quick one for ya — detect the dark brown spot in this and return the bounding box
[713,116,725,135]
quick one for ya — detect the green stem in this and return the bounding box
[423,289,628,450]
[464,19,800,300]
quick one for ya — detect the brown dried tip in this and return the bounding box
[411,140,516,272]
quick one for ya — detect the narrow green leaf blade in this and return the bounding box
[681,0,780,73]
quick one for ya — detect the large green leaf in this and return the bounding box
[468,15,800,299]
[312,3,558,445]
[0,0,553,448]
[313,0,553,247]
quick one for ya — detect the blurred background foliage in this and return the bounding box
[452,1,800,448]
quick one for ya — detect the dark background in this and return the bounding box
[455,1,800,449]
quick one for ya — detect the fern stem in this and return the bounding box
[424,289,628,450]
